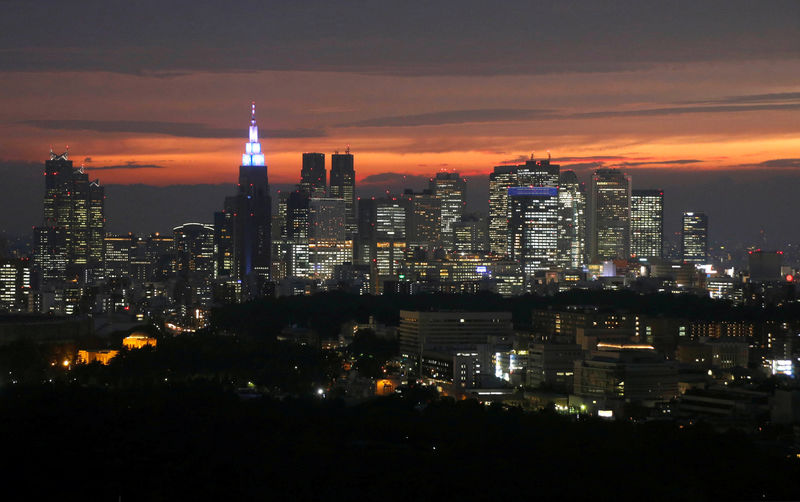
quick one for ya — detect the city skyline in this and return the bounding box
[1,2,799,244]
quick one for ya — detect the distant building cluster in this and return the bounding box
[6,104,795,328]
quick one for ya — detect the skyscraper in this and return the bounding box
[430,172,466,249]
[173,223,216,308]
[517,155,560,188]
[329,148,356,236]
[308,198,352,279]
[558,170,586,269]
[36,148,105,283]
[300,152,326,197]
[508,186,560,276]
[406,189,441,247]
[488,165,518,256]
[682,211,708,264]
[589,169,631,261]
[631,190,664,259]
[286,190,310,278]
[232,103,271,292]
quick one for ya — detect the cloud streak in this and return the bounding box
[20,119,326,139]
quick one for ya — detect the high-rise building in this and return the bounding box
[308,198,351,279]
[329,148,356,236]
[508,186,560,276]
[32,226,67,284]
[103,234,135,280]
[488,165,518,256]
[558,170,586,269]
[0,259,32,312]
[405,189,441,247]
[300,152,326,197]
[213,197,236,278]
[37,149,105,282]
[286,190,310,278]
[430,172,466,248]
[517,155,559,188]
[589,169,631,261]
[682,212,708,264]
[173,223,216,307]
[452,216,488,253]
[230,103,272,293]
[631,189,664,259]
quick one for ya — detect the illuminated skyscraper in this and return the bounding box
[488,165,518,256]
[406,189,441,247]
[589,169,631,261]
[631,190,664,259]
[558,170,586,269]
[430,172,466,248]
[517,154,559,188]
[36,148,105,283]
[300,153,326,197]
[286,190,310,278]
[308,198,352,279]
[682,211,708,264]
[329,148,356,236]
[232,103,272,293]
[508,187,560,275]
[173,223,216,307]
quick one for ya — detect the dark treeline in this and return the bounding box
[211,290,792,339]
[3,383,798,501]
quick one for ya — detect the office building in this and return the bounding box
[589,169,631,261]
[430,172,466,248]
[103,234,135,280]
[308,198,352,279]
[398,310,513,360]
[37,148,105,282]
[682,211,708,264]
[300,152,326,197]
[329,147,357,236]
[631,189,663,259]
[517,155,559,188]
[557,170,586,269]
[508,186,559,275]
[405,189,441,247]
[286,190,310,278]
[0,259,32,312]
[488,165,518,255]
[173,223,216,308]
[748,250,783,282]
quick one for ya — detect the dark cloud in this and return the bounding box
[497,155,531,166]
[561,162,606,171]
[571,103,800,120]
[88,162,165,171]
[339,109,552,128]
[359,173,431,186]
[341,101,800,130]
[757,158,800,169]
[4,1,795,76]
[615,159,703,167]
[20,120,326,139]
[83,157,92,163]
[683,92,800,105]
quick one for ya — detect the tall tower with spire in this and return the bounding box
[232,102,272,294]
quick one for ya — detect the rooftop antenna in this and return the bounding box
[530,152,535,161]
[345,144,350,154]
[547,150,551,161]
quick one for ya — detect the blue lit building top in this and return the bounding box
[242,102,265,167]
[508,186,558,197]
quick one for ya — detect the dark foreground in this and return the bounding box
[2,383,798,501]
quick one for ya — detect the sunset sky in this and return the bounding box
[1,1,799,242]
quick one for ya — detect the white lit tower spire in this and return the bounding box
[242,101,265,167]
